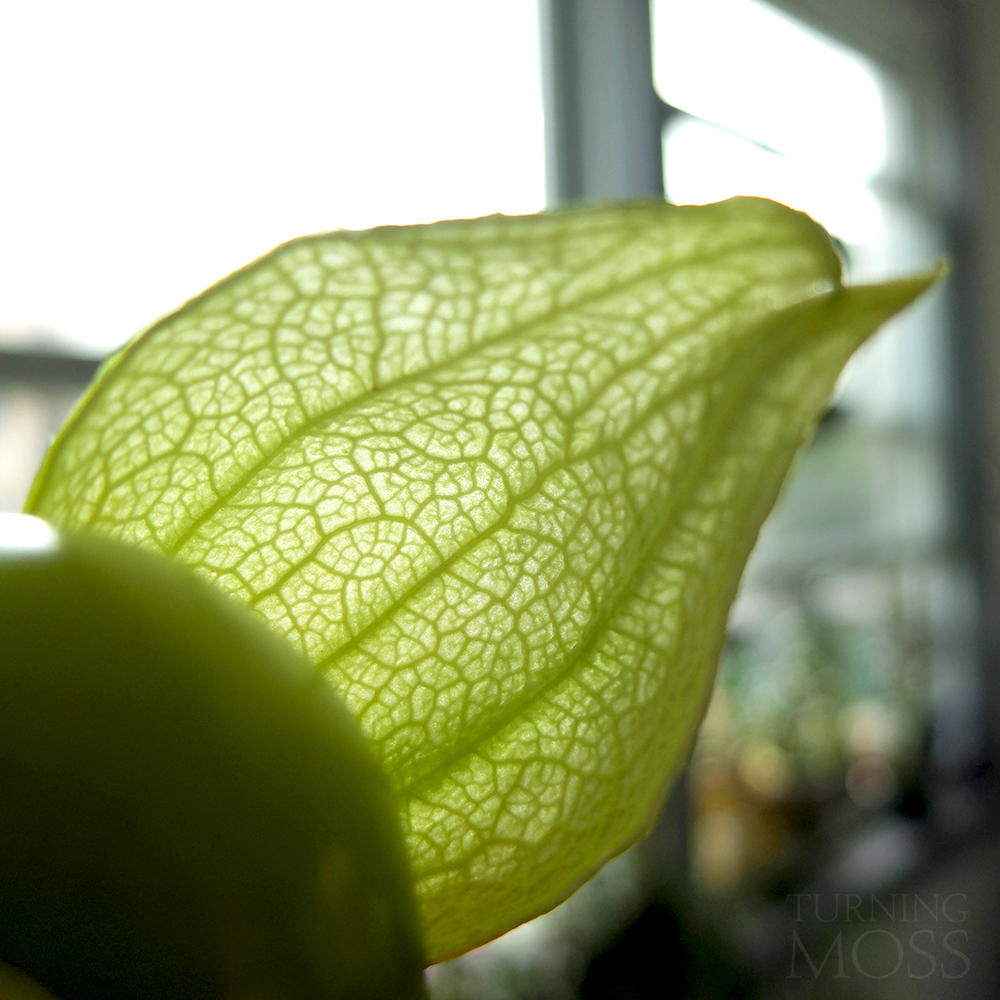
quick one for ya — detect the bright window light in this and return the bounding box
[652,0,887,179]
[0,0,545,355]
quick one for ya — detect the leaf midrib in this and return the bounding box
[235,282,755,672]
[391,293,844,798]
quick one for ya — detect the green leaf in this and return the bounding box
[27,199,935,961]
[0,961,57,1000]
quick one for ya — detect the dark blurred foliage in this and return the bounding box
[580,893,761,1000]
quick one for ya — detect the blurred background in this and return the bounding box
[2,0,998,996]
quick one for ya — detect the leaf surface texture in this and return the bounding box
[28,200,933,960]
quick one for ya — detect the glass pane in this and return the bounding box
[0,0,545,356]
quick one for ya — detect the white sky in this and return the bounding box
[0,0,546,354]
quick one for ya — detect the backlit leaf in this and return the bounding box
[28,199,935,960]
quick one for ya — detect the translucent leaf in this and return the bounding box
[27,199,935,961]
